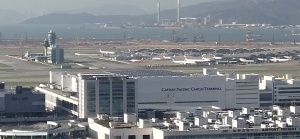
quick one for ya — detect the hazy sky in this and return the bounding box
[1,0,208,14]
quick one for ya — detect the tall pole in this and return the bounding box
[272,34,275,45]
[218,34,221,45]
[177,0,180,22]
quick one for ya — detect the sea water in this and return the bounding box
[0,24,299,42]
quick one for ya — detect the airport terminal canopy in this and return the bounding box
[216,48,232,54]
[184,48,201,53]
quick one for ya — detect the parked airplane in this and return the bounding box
[269,57,290,62]
[257,58,268,62]
[129,58,144,63]
[184,55,212,63]
[212,54,223,60]
[239,58,255,63]
[162,56,172,60]
[152,56,173,61]
[99,49,115,55]
[74,53,100,56]
[152,57,162,60]
[283,56,292,60]
[172,59,196,65]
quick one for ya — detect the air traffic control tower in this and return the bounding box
[48,30,56,45]
[43,30,64,64]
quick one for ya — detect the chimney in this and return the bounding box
[157,2,160,24]
[177,0,181,22]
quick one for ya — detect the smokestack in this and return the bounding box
[219,19,223,25]
[177,0,181,22]
[157,2,160,24]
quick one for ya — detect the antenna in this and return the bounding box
[123,32,127,39]
[218,34,221,45]
[19,34,23,45]
[76,34,79,45]
[25,32,28,42]
[172,30,176,41]
[271,34,275,45]
[184,33,187,40]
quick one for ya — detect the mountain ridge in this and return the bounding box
[68,5,147,16]
[21,0,300,25]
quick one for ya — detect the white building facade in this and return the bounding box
[259,74,300,107]
[38,68,300,119]
[136,75,227,109]
[37,71,137,119]
[136,68,260,110]
[77,74,137,118]
[38,69,266,119]
[225,74,260,109]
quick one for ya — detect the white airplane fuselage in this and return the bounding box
[270,57,289,62]
[99,49,115,55]
[172,60,196,65]
[239,58,255,63]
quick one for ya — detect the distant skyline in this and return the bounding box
[1,0,216,15]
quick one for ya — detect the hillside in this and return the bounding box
[68,5,147,16]
[21,0,300,25]
[21,13,152,24]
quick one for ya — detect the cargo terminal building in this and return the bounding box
[136,72,260,110]
[35,69,262,118]
[136,75,227,108]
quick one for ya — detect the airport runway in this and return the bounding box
[1,43,300,88]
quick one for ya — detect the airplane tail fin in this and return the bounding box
[172,55,176,59]
[172,55,176,61]
[184,55,187,60]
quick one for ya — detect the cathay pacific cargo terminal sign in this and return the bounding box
[161,87,222,92]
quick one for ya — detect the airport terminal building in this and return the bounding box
[36,69,263,118]
[37,72,137,119]
[136,73,260,110]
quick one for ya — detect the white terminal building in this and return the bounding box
[36,68,300,119]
